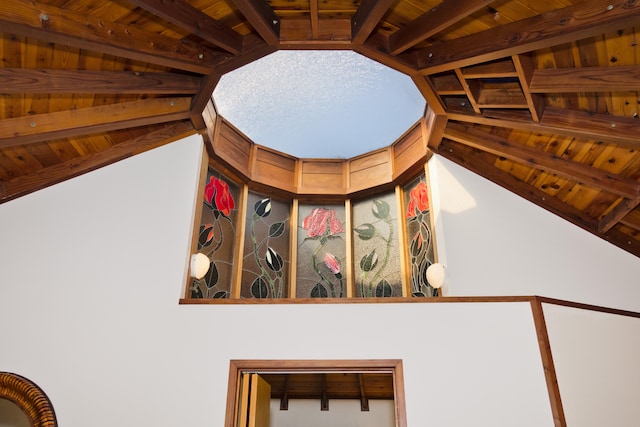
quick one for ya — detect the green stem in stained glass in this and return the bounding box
[251,213,276,297]
[368,215,393,296]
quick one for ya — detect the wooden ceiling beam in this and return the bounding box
[529,65,640,92]
[310,0,320,39]
[0,121,195,204]
[230,0,280,46]
[127,0,243,54]
[358,374,369,411]
[0,97,193,148]
[0,69,201,94]
[0,0,224,74]
[599,197,640,233]
[415,0,640,73]
[621,209,640,231]
[444,122,640,199]
[448,108,640,149]
[388,0,497,55]
[351,0,395,45]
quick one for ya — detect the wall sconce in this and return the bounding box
[190,253,210,279]
[426,263,447,295]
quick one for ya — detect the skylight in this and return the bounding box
[213,50,426,159]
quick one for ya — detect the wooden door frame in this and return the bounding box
[225,359,407,427]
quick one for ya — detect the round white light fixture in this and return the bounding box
[426,263,447,289]
[190,253,210,279]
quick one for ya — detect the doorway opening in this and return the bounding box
[225,359,407,427]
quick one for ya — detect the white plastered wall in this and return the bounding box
[0,134,638,426]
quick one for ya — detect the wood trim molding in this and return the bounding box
[530,300,566,427]
[0,372,57,427]
[225,359,406,427]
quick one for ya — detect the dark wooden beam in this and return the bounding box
[320,374,329,411]
[358,374,370,411]
[128,0,243,54]
[190,73,222,130]
[231,0,280,46]
[214,34,278,75]
[0,69,201,94]
[530,299,567,427]
[279,375,290,410]
[0,97,193,148]
[0,121,195,203]
[0,0,225,74]
[621,209,640,231]
[444,122,640,198]
[447,108,640,149]
[310,0,320,39]
[388,0,497,55]
[416,0,640,73]
[529,65,640,92]
[598,196,640,233]
[351,0,395,45]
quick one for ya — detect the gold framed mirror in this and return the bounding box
[0,372,57,427]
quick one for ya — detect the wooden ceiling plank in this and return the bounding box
[416,0,640,73]
[230,0,280,46]
[598,196,640,233]
[127,0,243,54]
[448,107,640,149]
[0,0,223,74]
[351,0,395,45]
[0,121,194,203]
[0,69,201,94]
[388,0,497,55]
[444,122,640,198]
[529,65,640,92]
[0,97,193,148]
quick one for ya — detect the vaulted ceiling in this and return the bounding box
[1,0,639,257]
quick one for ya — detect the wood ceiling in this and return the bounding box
[1,0,639,257]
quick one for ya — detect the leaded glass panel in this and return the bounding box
[296,204,347,298]
[404,173,436,297]
[240,193,291,298]
[352,192,402,297]
[190,168,240,299]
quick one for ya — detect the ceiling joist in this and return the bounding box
[230,0,280,46]
[0,0,223,74]
[0,97,192,148]
[388,0,497,55]
[443,122,640,198]
[127,0,244,54]
[351,0,395,45]
[0,69,201,94]
[415,0,640,73]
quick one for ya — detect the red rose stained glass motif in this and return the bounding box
[302,208,344,238]
[406,182,429,218]
[204,176,235,216]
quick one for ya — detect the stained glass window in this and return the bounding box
[296,204,347,298]
[190,168,240,299]
[403,174,436,297]
[352,192,402,297]
[240,193,291,298]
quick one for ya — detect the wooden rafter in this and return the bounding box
[351,0,395,44]
[0,0,225,74]
[310,0,319,39]
[447,108,640,149]
[444,122,640,198]
[529,65,640,92]
[0,97,193,148]
[415,0,640,73]
[388,0,497,55]
[0,121,195,203]
[0,69,201,94]
[127,0,243,54]
[599,197,640,233]
[230,0,280,46]
[358,374,369,411]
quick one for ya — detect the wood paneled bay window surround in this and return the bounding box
[180,108,446,303]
